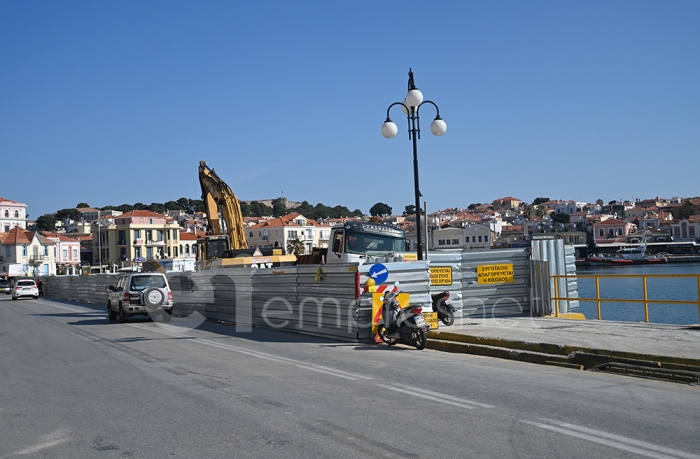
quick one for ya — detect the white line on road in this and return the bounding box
[375,383,493,410]
[129,323,374,381]
[8,429,71,456]
[522,419,700,459]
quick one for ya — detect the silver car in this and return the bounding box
[107,273,173,323]
[12,279,39,300]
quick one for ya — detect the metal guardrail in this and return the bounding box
[551,273,700,323]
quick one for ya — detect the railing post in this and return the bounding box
[595,276,602,320]
[697,275,700,324]
[553,275,559,317]
[642,276,649,323]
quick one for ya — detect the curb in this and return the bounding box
[427,329,700,376]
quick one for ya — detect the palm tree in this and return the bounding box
[522,204,535,220]
[287,238,305,256]
[534,205,548,218]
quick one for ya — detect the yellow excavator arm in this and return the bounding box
[198,160,248,250]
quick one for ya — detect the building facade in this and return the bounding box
[0,197,27,232]
[91,210,181,266]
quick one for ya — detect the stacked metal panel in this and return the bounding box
[530,239,580,315]
[460,249,530,318]
[425,252,463,323]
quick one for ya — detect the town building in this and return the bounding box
[0,197,27,232]
[246,213,332,254]
[0,227,57,276]
[91,210,181,267]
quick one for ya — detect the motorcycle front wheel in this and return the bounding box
[440,310,455,326]
[413,328,427,350]
[377,325,398,346]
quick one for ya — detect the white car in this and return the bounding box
[107,273,173,323]
[12,279,39,300]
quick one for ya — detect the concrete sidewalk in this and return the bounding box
[427,317,700,381]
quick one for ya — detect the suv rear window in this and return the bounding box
[129,275,166,291]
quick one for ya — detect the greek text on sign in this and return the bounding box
[477,263,514,284]
[430,267,452,286]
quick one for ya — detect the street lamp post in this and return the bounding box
[381,69,446,260]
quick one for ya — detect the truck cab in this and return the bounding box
[326,221,407,265]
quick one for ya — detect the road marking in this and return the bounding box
[522,419,700,459]
[10,429,71,455]
[375,383,493,410]
[129,323,373,381]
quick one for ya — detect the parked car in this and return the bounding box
[12,279,39,300]
[0,279,11,294]
[107,273,173,323]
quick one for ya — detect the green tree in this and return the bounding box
[271,198,288,218]
[287,237,305,256]
[36,214,57,231]
[522,204,535,220]
[76,202,90,208]
[534,205,548,218]
[404,205,416,216]
[678,201,695,220]
[550,212,570,224]
[249,201,272,217]
[596,199,604,206]
[467,203,481,210]
[369,202,392,217]
[55,208,82,221]
[532,197,549,205]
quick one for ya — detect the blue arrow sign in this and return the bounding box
[369,263,389,284]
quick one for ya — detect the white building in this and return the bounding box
[0,197,27,232]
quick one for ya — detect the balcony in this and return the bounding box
[29,255,48,265]
[147,240,165,246]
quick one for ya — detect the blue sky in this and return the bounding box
[2,1,698,219]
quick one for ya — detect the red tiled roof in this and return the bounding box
[2,227,33,245]
[595,218,627,225]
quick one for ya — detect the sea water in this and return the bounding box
[574,263,700,324]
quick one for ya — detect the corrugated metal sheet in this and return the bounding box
[426,252,463,323]
[530,239,580,315]
[460,249,530,318]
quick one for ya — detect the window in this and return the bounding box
[5,247,10,257]
[690,226,696,238]
[174,246,178,257]
[4,225,8,232]
[3,210,7,217]
[14,210,19,218]
[258,231,262,237]
[478,236,482,242]
[172,230,177,241]
[674,227,680,237]
[147,230,153,241]
[44,246,48,256]
[608,228,614,238]
[62,249,68,258]
[445,239,451,245]
[484,235,488,242]
[288,230,298,238]
[134,230,141,239]
[438,239,446,245]
[617,228,623,236]
[275,230,279,237]
[452,239,459,245]
[22,246,27,256]
[472,236,476,242]
[157,230,163,241]
[599,228,604,237]
[249,232,253,237]
[120,248,127,260]
[73,249,78,259]
[149,218,153,224]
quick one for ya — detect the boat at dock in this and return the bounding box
[585,244,668,266]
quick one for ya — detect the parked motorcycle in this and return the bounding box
[431,291,456,326]
[377,282,429,350]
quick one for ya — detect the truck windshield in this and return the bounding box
[345,230,406,254]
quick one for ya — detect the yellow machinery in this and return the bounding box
[197,160,296,270]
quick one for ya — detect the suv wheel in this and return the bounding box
[119,304,129,323]
[107,302,117,321]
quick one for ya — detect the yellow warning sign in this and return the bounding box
[371,292,410,334]
[477,263,514,284]
[423,312,438,329]
[403,253,418,261]
[430,266,452,286]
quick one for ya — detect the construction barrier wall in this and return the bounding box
[459,249,531,319]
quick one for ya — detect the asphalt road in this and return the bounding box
[1,295,699,459]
